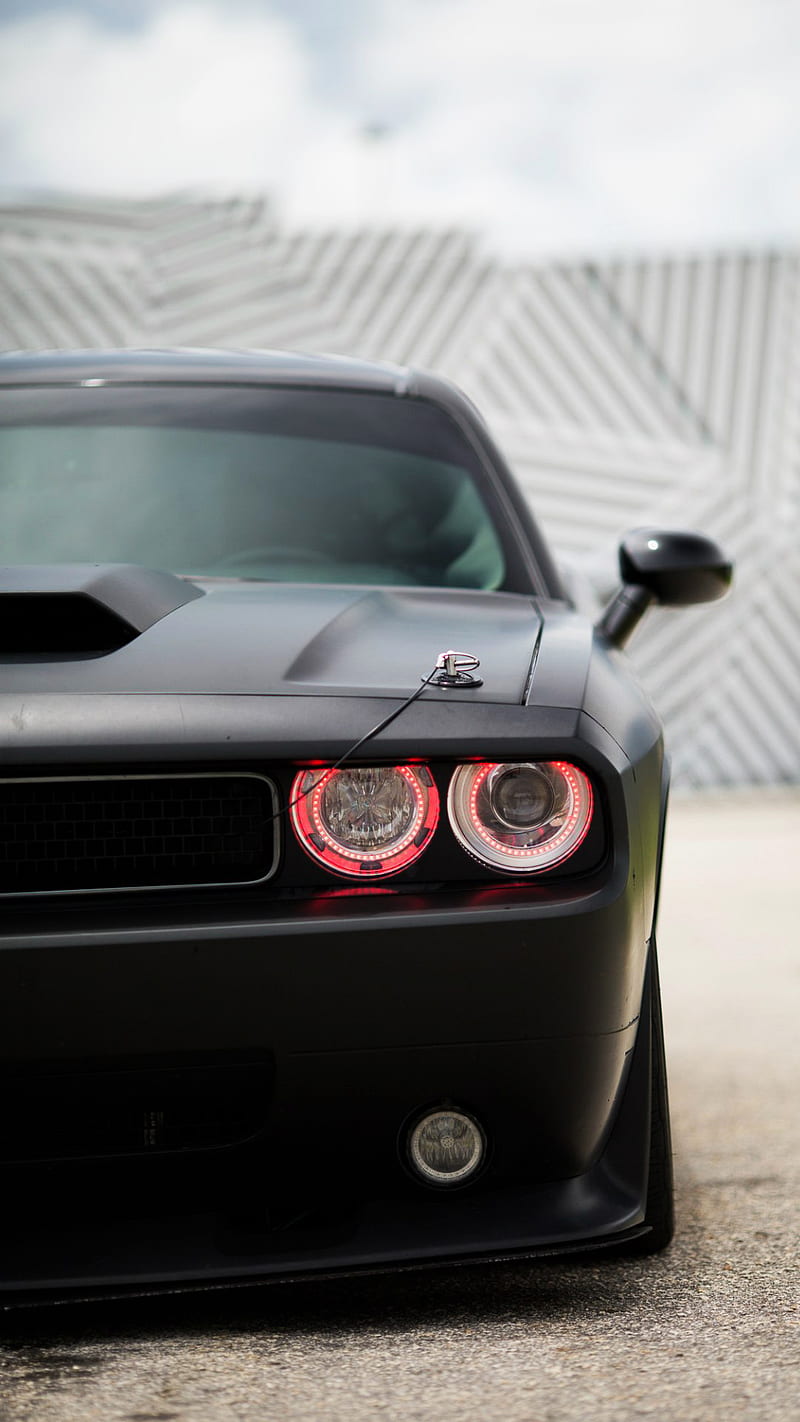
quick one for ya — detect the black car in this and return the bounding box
[0,349,731,1303]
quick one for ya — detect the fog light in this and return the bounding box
[407,1108,486,1186]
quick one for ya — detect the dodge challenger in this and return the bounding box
[0,348,731,1303]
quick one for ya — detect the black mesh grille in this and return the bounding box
[0,774,277,893]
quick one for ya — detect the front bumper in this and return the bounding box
[0,873,652,1300]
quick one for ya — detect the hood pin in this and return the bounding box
[427,650,484,689]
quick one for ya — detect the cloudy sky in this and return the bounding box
[0,0,798,256]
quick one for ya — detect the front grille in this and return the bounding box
[0,773,278,894]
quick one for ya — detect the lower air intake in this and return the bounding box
[3,1055,274,1162]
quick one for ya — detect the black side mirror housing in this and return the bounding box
[597,528,733,648]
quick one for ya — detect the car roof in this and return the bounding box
[0,347,411,394]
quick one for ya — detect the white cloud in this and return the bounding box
[340,0,800,252]
[0,4,322,191]
[0,0,798,255]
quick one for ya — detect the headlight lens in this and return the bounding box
[290,764,439,878]
[447,760,593,873]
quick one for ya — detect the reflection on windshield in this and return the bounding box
[0,390,506,590]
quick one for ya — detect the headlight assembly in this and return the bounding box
[447,760,593,873]
[290,764,439,878]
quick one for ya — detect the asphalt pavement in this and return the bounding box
[2,791,798,1422]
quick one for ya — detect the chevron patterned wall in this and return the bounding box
[1,194,798,788]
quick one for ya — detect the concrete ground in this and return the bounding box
[1,792,798,1421]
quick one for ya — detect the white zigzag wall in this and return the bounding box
[1,194,798,788]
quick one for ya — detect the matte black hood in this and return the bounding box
[1,579,541,704]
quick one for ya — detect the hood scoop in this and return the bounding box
[0,565,203,660]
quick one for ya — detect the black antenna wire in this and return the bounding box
[268,662,443,826]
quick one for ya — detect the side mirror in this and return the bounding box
[597,528,733,649]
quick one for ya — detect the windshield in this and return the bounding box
[0,386,509,589]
